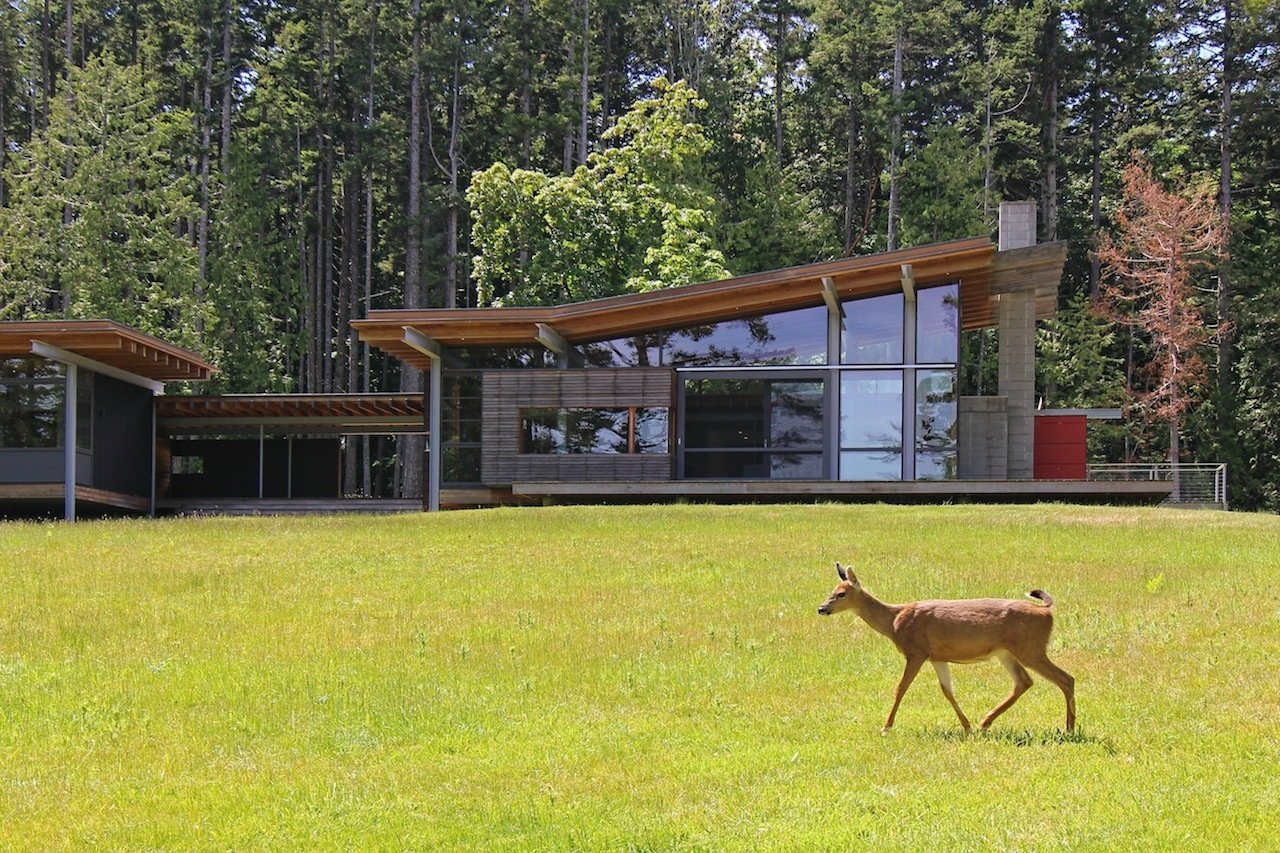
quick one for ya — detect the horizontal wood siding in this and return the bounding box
[481,368,675,486]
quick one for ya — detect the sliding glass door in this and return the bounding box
[679,375,824,479]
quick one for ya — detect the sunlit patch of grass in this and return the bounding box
[1,504,1279,849]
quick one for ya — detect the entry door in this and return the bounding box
[678,375,824,479]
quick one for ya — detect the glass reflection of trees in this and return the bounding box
[576,305,827,368]
[917,284,960,364]
[839,371,904,480]
[521,408,668,454]
[682,378,823,479]
[0,358,69,449]
[916,369,958,480]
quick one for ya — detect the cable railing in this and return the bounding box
[1087,462,1228,510]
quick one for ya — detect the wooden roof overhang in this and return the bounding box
[0,320,216,383]
[355,236,1063,371]
[156,393,425,433]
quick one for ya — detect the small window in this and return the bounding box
[172,456,205,475]
[520,407,669,455]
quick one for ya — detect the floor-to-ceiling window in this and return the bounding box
[836,283,957,481]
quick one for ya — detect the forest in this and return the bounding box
[0,1,1277,507]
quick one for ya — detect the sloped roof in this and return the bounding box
[355,236,1065,371]
[0,320,216,382]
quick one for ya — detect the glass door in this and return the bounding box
[679,375,824,479]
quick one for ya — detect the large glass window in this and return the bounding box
[839,371,903,480]
[0,358,89,450]
[915,369,958,480]
[683,378,823,478]
[521,407,668,454]
[842,292,904,364]
[666,305,827,367]
[917,283,960,363]
[441,373,482,483]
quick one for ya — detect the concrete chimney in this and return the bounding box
[998,200,1037,251]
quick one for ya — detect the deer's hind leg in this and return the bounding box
[978,650,1033,730]
[1019,651,1076,732]
[931,661,972,732]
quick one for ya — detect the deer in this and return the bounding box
[817,562,1075,734]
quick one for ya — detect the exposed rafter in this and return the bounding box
[535,323,569,356]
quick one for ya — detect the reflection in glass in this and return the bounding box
[839,370,903,480]
[916,369,957,481]
[666,305,826,367]
[916,370,957,449]
[521,407,668,455]
[840,450,903,480]
[917,284,959,363]
[683,377,824,478]
[770,382,824,448]
[839,371,903,449]
[0,373,64,448]
[635,408,669,453]
[577,334,663,368]
[842,293,903,364]
[916,449,958,480]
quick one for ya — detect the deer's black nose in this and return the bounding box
[817,607,828,615]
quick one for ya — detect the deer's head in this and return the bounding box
[817,562,861,616]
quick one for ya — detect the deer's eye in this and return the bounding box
[837,592,846,598]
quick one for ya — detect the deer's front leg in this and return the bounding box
[883,655,925,732]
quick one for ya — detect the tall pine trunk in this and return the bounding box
[578,0,589,166]
[401,0,425,499]
[1217,0,1233,388]
[1041,2,1060,241]
[887,14,903,252]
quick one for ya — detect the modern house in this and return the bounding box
[0,203,1176,519]
[0,320,215,519]
[352,203,1169,509]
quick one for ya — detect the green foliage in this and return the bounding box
[0,56,204,348]
[470,80,729,306]
[2,504,1279,846]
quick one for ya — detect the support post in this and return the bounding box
[428,355,442,512]
[64,365,77,522]
[258,425,265,499]
[403,327,444,512]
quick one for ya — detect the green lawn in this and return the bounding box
[1,503,1278,850]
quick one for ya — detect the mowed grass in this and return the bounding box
[1,503,1278,850]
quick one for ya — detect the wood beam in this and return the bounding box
[820,276,845,323]
[535,323,569,356]
[900,264,916,302]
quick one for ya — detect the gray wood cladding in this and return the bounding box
[480,368,675,485]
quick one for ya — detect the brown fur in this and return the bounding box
[817,562,1076,733]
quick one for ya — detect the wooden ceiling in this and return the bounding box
[355,236,1065,371]
[0,320,216,382]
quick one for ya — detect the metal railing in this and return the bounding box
[1087,463,1228,510]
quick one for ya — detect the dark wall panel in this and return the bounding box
[167,438,340,498]
[91,374,154,497]
[481,369,675,486]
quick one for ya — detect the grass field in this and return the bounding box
[1,503,1278,850]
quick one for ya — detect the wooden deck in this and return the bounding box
[510,479,1174,505]
[0,484,150,516]
[156,498,425,516]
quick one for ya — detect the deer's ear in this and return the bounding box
[835,562,848,582]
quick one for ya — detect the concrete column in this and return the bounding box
[998,291,1036,479]
[998,200,1038,480]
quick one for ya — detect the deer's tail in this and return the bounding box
[1027,589,1054,608]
